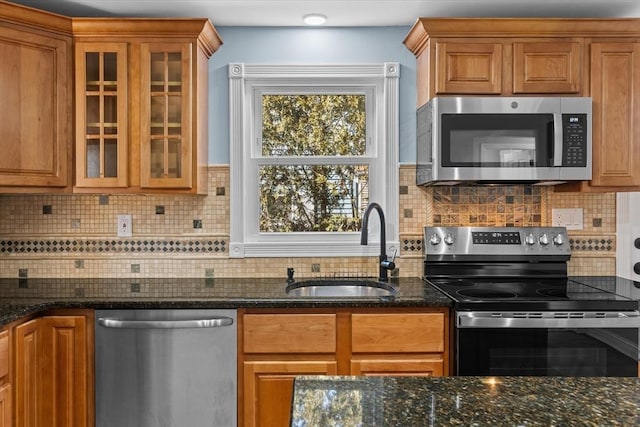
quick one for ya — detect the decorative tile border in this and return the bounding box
[401,235,423,257]
[0,238,227,255]
[569,235,615,255]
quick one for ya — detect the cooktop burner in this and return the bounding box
[456,289,518,299]
[423,226,639,311]
[426,277,638,311]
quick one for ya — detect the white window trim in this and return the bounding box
[228,63,399,258]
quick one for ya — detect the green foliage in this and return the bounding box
[260,94,368,233]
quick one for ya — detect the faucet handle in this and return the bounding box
[388,247,397,262]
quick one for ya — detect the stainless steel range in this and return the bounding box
[424,226,639,377]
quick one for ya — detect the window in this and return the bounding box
[229,63,399,258]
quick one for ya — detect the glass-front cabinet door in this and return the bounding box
[140,43,192,189]
[75,43,128,187]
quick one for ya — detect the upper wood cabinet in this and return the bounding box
[405,18,640,191]
[0,2,73,192]
[72,19,222,194]
[404,19,591,104]
[588,42,640,188]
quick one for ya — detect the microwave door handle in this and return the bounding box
[552,113,563,166]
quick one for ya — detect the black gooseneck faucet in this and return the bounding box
[360,202,396,282]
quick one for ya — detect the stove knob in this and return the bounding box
[539,233,550,246]
[429,233,441,246]
[444,233,455,245]
[634,262,640,275]
[525,233,536,246]
[635,238,640,249]
[553,234,565,246]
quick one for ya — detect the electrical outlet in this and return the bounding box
[117,214,132,237]
[552,208,583,230]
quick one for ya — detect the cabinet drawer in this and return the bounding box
[352,313,444,353]
[0,330,7,379]
[243,314,336,354]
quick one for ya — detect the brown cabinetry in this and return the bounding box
[0,2,72,192]
[73,19,222,194]
[0,329,11,427]
[588,42,640,188]
[239,309,449,427]
[405,18,640,191]
[13,312,92,427]
[404,20,584,104]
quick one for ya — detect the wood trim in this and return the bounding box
[406,19,640,55]
[0,331,7,380]
[71,18,222,56]
[0,0,71,35]
[14,319,41,427]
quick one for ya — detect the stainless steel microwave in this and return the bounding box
[416,96,592,185]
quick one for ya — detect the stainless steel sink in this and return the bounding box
[285,279,396,298]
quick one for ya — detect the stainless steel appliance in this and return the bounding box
[424,226,639,376]
[416,97,592,185]
[95,309,237,427]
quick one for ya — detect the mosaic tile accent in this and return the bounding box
[401,236,423,257]
[569,236,615,255]
[0,238,227,255]
[429,185,547,227]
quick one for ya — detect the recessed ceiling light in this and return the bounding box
[303,14,327,26]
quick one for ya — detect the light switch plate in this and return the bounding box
[117,214,132,237]
[552,208,583,230]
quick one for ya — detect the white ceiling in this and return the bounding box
[8,0,640,26]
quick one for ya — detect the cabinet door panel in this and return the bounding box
[140,43,193,189]
[513,41,582,93]
[243,314,336,354]
[0,384,11,427]
[351,358,444,376]
[41,316,88,427]
[0,26,70,187]
[243,360,337,427]
[14,319,41,427]
[590,42,640,187]
[435,42,502,94]
[75,42,128,188]
[352,313,445,353]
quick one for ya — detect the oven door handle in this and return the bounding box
[457,311,640,328]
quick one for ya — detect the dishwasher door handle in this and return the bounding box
[98,316,234,329]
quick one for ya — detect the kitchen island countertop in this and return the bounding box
[291,375,640,426]
[0,276,452,326]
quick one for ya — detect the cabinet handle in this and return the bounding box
[97,317,234,329]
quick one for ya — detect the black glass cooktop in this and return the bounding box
[426,278,639,311]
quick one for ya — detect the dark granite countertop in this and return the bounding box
[292,375,640,427]
[0,277,453,326]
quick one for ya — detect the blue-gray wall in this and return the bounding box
[208,26,417,164]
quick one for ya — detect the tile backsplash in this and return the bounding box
[0,165,616,278]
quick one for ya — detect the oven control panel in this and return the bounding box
[425,226,571,258]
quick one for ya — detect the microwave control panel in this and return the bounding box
[562,114,588,167]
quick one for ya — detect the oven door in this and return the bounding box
[456,311,639,377]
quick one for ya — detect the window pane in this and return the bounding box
[262,94,366,157]
[259,165,368,232]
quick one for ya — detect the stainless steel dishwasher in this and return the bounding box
[95,309,237,427]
